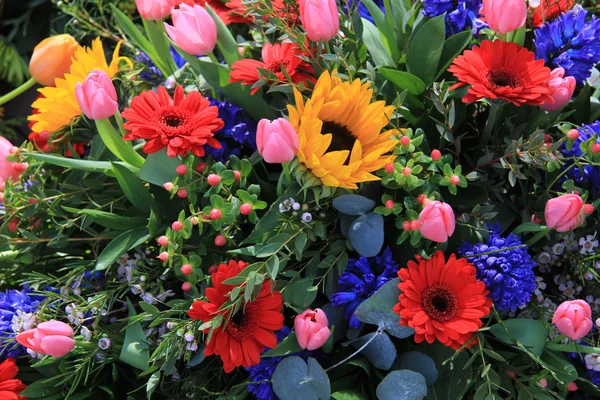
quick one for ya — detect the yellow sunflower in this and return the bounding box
[287,70,399,189]
[28,38,132,133]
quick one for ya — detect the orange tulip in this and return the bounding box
[29,34,79,86]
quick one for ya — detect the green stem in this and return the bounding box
[525,227,551,246]
[325,328,381,372]
[0,77,36,106]
[114,111,126,137]
[208,52,219,64]
[482,102,501,144]
[546,342,600,354]
[282,162,292,185]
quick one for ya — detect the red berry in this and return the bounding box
[240,203,252,215]
[417,194,427,204]
[9,146,18,155]
[210,208,222,220]
[177,188,188,198]
[410,220,420,231]
[7,218,17,233]
[172,221,183,231]
[195,162,206,173]
[233,170,241,182]
[28,198,37,204]
[214,234,227,246]
[592,143,600,154]
[190,216,199,225]
[544,133,552,143]
[400,136,411,146]
[567,382,578,392]
[13,163,27,173]
[158,252,169,261]
[584,204,594,215]
[163,182,174,191]
[402,167,411,176]
[207,174,221,186]
[384,163,394,173]
[450,175,460,185]
[208,264,218,274]
[538,378,548,388]
[567,129,580,141]
[176,164,188,175]
[385,200,395,209]
[506,370,516,379]
[180,264,193,275]
[181,282,192,292]
[431,149,442,161]
[530,215,542,224]
[157,236,169,246]
[402,221,410,231]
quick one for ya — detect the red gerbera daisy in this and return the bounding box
[122,86,224,157]
[0,358,26,399]
[530,0,574,28]
[230,42,315,94]
[188,260,284,373]
[448,40,554,106]
[174,0,251,24]
[393,251,492,350]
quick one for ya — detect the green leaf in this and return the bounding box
[406,15,446,85]
[376,370,428,400]
[541,351,578,383]
[360,18,395,67]
[512,222,545,235]
[489,319,549,357]
[110,5,156,60]
[24,152,136,173]
[360,0,400,62]
[262,332,303,357]
[120,299,150,370]
[96,119,146,168]
[332,391,367,400]
[112,162,158,214]
[352,331,396,370]
[139,148,181,186]
[147,371,161,400]
[332,194,375,215]
[272,357,330,400]
[398,351,438,386]
[18,378,61,398]
[142,19,175,76]
[435,30,473,81]
[205,4,240,66]
[94,227,150,271]
[379,68,427,96]
[62,207,147,230]
[348,212,384,257]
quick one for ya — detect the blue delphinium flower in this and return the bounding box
[347,0,385,23]
[459,224,536,312]
[204,98,257,162]
[535,6,600,83]
[422,0,485,36]
[135,47,187,83]
[246,327,291,400]
[330,247,398,328]
[560,121,600,195]
[0,288,43,358]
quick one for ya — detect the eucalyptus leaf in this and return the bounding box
[352,331,396,370]
[348,212,385,257]
[272,356,330,400]
[376,370,428,400]
[332,194,376,215]
[398,351,438,386]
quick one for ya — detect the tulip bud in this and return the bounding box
[165,4,217,56]
[418,201,455,242]
[552,300,592,340]
[294,308,331,350]
[482,0,527,34]
[75,70,118,120]
[0,137,26,184]
[545,194,585,232]
[540,68,576,112]
[298,0,340,42]
[16,321,75,358]
[29,34,79,86]
[256,118,299,164]
[136,0,174,20]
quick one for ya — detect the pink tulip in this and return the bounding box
[418,200,455,243]
[0,137,27,185]
[16,320,75,358]
[482,0,527,34]
[295,308,331,350]
[552,300,592,340]
[256,118,299,164]
[136,0,174,20]
[540,68,576,112]
[545,194,585,232]
[165,4,217,56]
[299,0,340,43]
[75,70,118,121]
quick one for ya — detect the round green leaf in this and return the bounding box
[272,356,331,400]
[398,351,438,386]
[348,212,384,257]
[352,331,396,370]
[333,195,376,215]
[376,370,428,400]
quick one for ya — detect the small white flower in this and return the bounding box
[156,290,175,302]
[131,285,144,295]
[292,202,301,211]
[528,0,540,8]
[80,326,92,342]
[96,352,106,362]
[141,293,157,304]
[184,332,194,342]
[579,234,598,254]
[98,338,111,350]
[537,252,552,265]
[584,271,594,280]
[66,304,84,325]
[301,212,313,223]
[186,342,198,351]
[165,76,176,89]
[11,310,36,332]
[552,243,565,256]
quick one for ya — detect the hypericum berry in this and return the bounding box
[158,252,169,261]
[208,264,218,274]
[506,370,516,379]
[567,382,578,392]
[181,282,192,292]
[233,170,241,182]
[410,220,420,231]
[450,175,460,185]
[157,236,169,246]
[172,221,183,231]
[207,174,221,186]
[544,133,552,143]
[190,216,199,225]
[592,143,600,154]
[9,146,18,155]
[28,198,37,204]
[431,149,442,161]
[176,164,188,175]
[385,200,395,209]
[402,167,411,176]
[384,163,394,173]
[417,194,427,204]
[163,182,174,191]
[13,163,27,173]
[195,162,206,173]
[530,214,542,224]
[400,136,411,146]
[7,218,18,233]
[240,203,252,215]
[538,378,548,388]
[567,129,580,141]
[177,188,188,198]
[583,204,594,215]
[402,221,410,231]
[214,234,227,246]
[210,208,222,220]
[180,264,193,275]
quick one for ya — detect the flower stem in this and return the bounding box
[325,328,381,372]
[0,77,36,107]
[546,342,600,354]
[482,102,501,144]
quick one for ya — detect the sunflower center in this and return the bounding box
[422,284,458,322]
[225,302,258,340]
[322,121,356,162]
[488,70,521,88]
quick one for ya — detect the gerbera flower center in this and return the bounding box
[421,284,458,322]
[163,114,184,127]
[487,70,522,88]
[322,121,356,161]
[267,59,292,74]
[225,302,259,340]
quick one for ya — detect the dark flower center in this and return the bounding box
[163,114,184,128]
[422,284,458,322]
[488,70,522,88]
[225,302,258,340]
[267,59,292,75]
[322,121,356,164]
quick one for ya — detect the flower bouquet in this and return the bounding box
[2,0,600,399]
